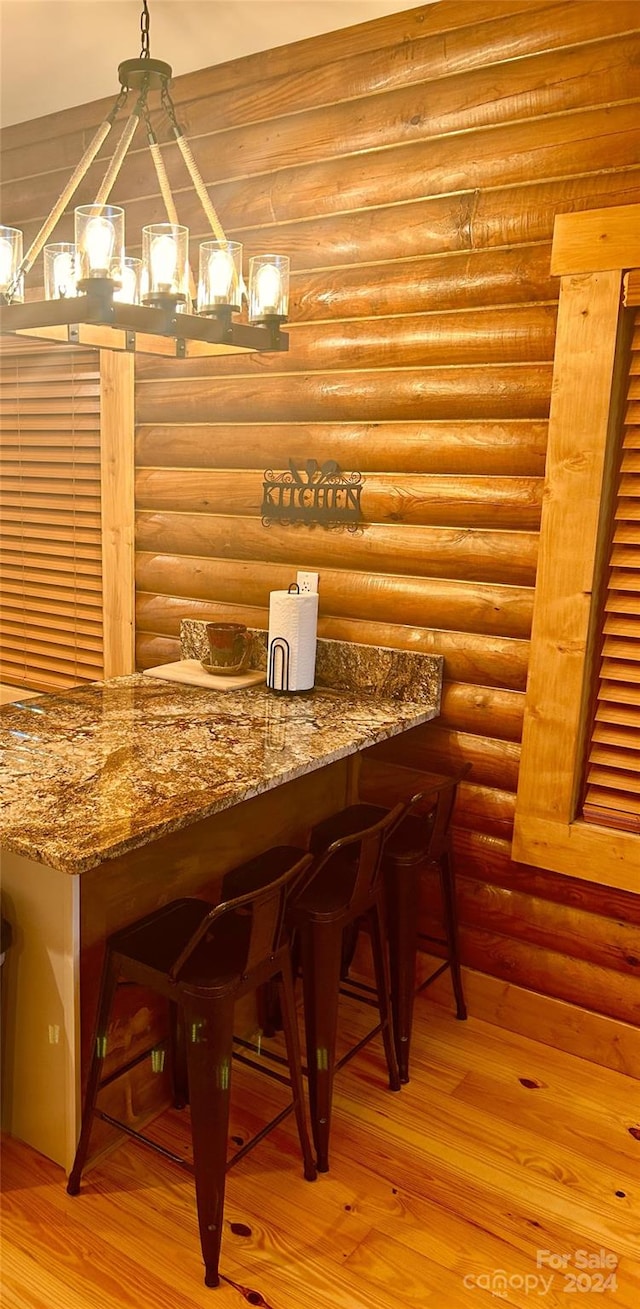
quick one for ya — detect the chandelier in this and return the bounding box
[0,1,289,359]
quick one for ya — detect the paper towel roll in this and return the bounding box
[267,589,318,691]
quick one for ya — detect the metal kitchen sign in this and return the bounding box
[261,460,364,529]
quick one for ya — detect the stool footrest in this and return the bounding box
[96,1109,194,1171]
[416,960,451,992]
[96,1097,302,1176]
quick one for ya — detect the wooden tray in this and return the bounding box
[142,659,265,691]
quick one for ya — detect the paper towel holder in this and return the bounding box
[267,582,312,694]
[268,636,292,692]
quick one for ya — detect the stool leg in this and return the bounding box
[183,992,234,1289]
[439,847,467,1020]
[340,920,361,979]
[368,901,401,1093]
[298,919,343,1173]
[67,948,120,1194]
[384,861,420,1083]
[169,1000,189,1109]
[256,979,282,1037]
[277,953,317,1182]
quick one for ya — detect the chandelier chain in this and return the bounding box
[140,0,150,59]
[109,84,131,125]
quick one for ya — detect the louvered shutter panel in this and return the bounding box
[0,339,104,692]
[583,304,640,832]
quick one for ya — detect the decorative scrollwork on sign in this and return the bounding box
[261,460,363,530]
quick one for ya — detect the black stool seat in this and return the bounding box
[108,897,250,992]
[67,845,315,1289]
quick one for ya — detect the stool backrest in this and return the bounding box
[302,802,407,912]
[401,764,471,863]
[169,851,313,982]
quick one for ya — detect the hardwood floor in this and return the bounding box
[2,984,639,1308]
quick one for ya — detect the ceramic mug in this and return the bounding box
[205,622,250,675]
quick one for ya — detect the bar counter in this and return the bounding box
[0,664,441,876]
[0,642,442,1171]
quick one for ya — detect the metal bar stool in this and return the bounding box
[67,845,315,1289]
[288,804,406,1173]
[309,768,468,1084]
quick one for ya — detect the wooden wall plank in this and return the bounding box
[134,595,531,691]
[454,927,640,1026]
[133,306,558,380]
[134,513,538,586]
[373,722,521,791]
[11,103,640,245]
[423,877,640,977]
[288,245,558,321]
[134,469,543,529]
[134,420,549,476]
[135,366,553,424]
[134,552,534,639]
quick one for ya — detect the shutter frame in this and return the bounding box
[583,302,640,833]
[0,339,104,692]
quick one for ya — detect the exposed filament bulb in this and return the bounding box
[150,233,178,291]
[83,216,115,276]
[254,263,281,315]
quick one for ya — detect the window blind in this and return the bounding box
[0,339,104,692]
[582,305,640,833]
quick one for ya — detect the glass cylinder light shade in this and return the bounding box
[113,256,142,304]
[248,254,289,322]
[197,241,242,313]
[44,243,79,299]
[0,225,24,302]
[75,205,124,285]
[142,224,189,303]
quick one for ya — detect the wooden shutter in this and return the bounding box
[0,338,104,692]
[583,304,640,832]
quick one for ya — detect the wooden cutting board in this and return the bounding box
[142,659,265,691]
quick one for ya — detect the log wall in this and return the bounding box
[2,1,640,1030]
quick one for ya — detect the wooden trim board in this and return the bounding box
[418,954,640,1080]
[551,203,640,276]
[514,205,640,888]
[100,352,135,678]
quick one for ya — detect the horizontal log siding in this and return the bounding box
[3,1,640,1025]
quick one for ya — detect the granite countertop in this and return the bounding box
[0,651,441,875]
